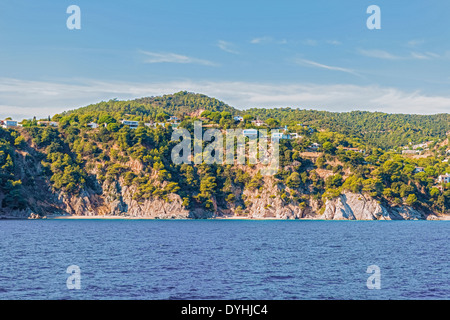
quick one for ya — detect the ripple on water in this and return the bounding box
[0,220,448,300]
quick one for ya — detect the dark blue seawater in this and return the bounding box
[0,220,448,300]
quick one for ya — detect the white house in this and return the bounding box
[37,120,58,127]
[290,133,301,139]
[251,120,266,127]
[87,122,98,129]
[402,150,420,155]
[121,120,139,129]
[1,120,18,128]
[169,116,179,122]
[271,132,291,141]
[438,173,450,184]
[243,129,258,138]
[234,116,244,122]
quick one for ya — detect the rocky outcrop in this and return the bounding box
[55,180,195,219]
[243,181,305,219]
[0,144,441,220]
[323,193,426,220]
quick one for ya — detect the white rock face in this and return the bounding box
[323,192,425,220]
[243,179,305,219]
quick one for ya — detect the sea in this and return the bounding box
[0,219,448,300]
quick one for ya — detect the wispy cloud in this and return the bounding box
[295,58,359,76]
[302,39,318,46]
[250,36,287,45]
[407,39,425,47]
[140,50,218,66]
[326,40,342,46]
[217,40,239,54]
[410,52,440,60]
[359,48,440,61]
[358,49,402,60]
[2,78,449,119]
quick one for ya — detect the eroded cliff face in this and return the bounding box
[240,180,307,219]
[48,177,433,220]
[0,143,438,220]
[323,193,426,220]
[56,180,194,219]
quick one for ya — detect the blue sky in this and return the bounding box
[1,0,450,119]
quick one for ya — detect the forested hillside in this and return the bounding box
[1,92,449,218]
[245,108,450,150]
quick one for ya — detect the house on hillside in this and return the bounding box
[414,167,425,173]
[411,141,431,150]
[121,120,139,129]
[309,143,320,151]
[169,116,179,122]
[437,173,450,184]
[37,120,58,127]
[342,147,365,154]
[243,129,258,138]
[251,120,266,127]
[234,116,244,122]
[1,120,18,128]
[402,150,420,155]
[87,122,98,129]
[271,132,290,141]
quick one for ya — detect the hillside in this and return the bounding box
[245,108,450,150]
[63,91,238,119]
[64,91,449,150]
[1,92,450,219]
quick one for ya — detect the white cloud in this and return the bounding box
[250,36,272,44]
[295,58,359,76]
[217,40,239,54]
[359,49,440,61]
[250,36,287,45]
[1,78,449,119]
[326,40,342,46]
[410,52,430,60]
[140,50,217,66]
[407,39,425,47]
[358,49,402,60]
[302,39,318,46]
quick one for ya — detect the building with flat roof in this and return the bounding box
[121,120,139,129]
[1,120,18,128]
[243,129,258,138]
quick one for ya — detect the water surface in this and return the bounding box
[0,220,448,299]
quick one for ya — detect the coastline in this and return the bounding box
[17,213,450,221]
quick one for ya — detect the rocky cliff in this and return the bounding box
[323,193,426,220]
[0,130,445,221]
[4,169,438,220]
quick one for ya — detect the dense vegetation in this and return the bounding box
[245,108,450,150]
[0,128,27,210]
[1,92,449,215]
